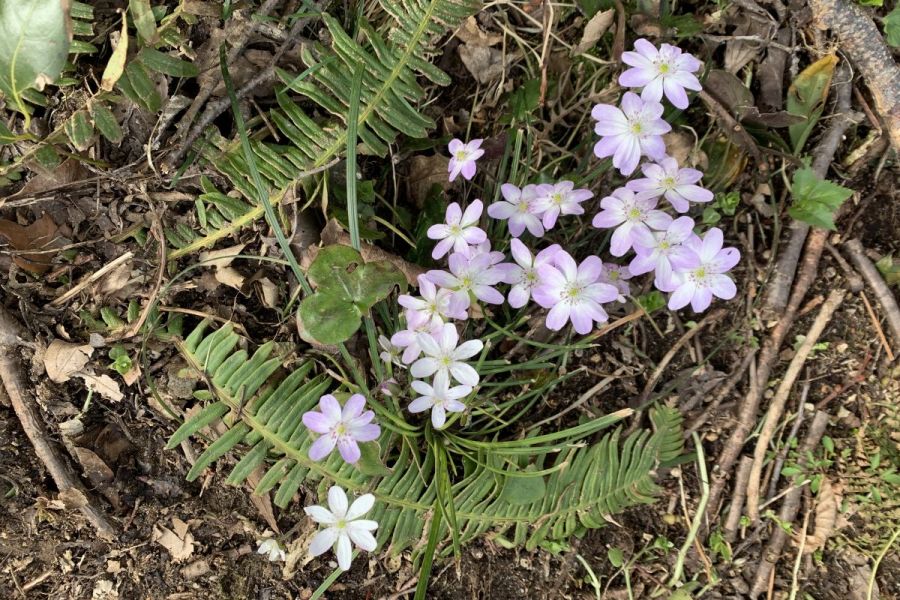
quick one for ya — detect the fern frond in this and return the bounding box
[173,0,480,256]
[170,322,685,559]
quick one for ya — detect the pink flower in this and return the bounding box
[448,138,485,182]
[591,187,672,257]
[599,262,633,302]
[427,200,486,259]
[487,184,545,237]
[619,39,702,110]
[630,216,696,291]
[502,239,562,308]
[391,312,443,364]
[531,181,593,229]
[460,240,506,265]
[411,323,483,386]
[591,92,671,176]
[425,251,506,309]
[409,372,470,429]
[399,275,467,323]
[302,394,381,464]
[626,157,713,213]
[532,251,619,334]
[668,228,741,312]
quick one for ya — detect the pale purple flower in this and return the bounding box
[448,138,485,182]
[591,92,671,176]
[378,334,402,367]
[626,157,713,213]
[391,312,442,364]
[531,181,593,229]
[257,538,286,562]
[399,275,467,323]
[409,371,470,429]
[427,200,486,259]
[502,239,562,309]
[302,394,381,464]
[532,251,620,335]
[460,239,506,265]
[487,184,545,237]
[619,39,702,110]
[411,322,483,386]
[305,486,378,571]
[668,227,741,312]
[630,216,696,291]
[425,251,506,309]
[591,187,673,257]
[599,262,633,302]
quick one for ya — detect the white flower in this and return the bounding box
[257,538,286,562]
[409,371,471,428]
[398,275,467,323]
[411,322,483,386]
[531,181,593,230]
[487,183,545,237]
[305,486,379,572]
[426,200,486,259]
[447,138,485,182]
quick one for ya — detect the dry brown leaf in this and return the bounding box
[95,259,133,297]
[44,340,94,383]
[153,518,195,562]
[257,277,279,309]
[77,372,124,402]
[21,158,86,196]
[199,244,246,290]
[574,10,615,55]
[458,44,505,84]
[407,154,451,208]
[798,478,842,553]
[0,214,60,274]
[72,447,115,486]
[455,16,502,46]
[57,487,89,509]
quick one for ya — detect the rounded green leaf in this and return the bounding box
[299,291,361,345]
[350,260,406,309]
[307,244,363,287]
[0,0,71,112]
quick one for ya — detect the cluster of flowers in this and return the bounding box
[268,38,741,573]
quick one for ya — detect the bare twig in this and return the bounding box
[750,411,830,598]
[0,307,117,539]
[761,63,855,319]
[685,348,757,437]
[844,238,900,356]
[766,382,809,502]
[746,289,845,521]
[49,252,135,307]
[808,0,900,151]
[724,456,754,544]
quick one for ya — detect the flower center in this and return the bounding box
[551,192,564,206]
[440,355,453,368]
[517,200,530,213]
[630,121,644,135]
[563,284,583,303]
[460,275,473,289]
[449,224,462,236]
[608,270,619,281]
[627,207,643,221]
[689,265,709,285]
[662,176,677,189]
[455,150,469,161]
[525,269,538,285]
[659,240,671,251]
[334,422,347,435]
[658,62,671,75]
[336,518,347,529]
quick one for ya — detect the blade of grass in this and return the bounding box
[414,498,443,600]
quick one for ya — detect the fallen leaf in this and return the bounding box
[574,10,615,55]
[455,16,503,46]
[57,487,89,509]
[101,14,128,91]
[257,277,279,308]
[44,340,94,383]
[77,372,124,402]
[0,213,60,273]
[458,44,505,84]
[72,446,114,486]
[153,518,195,562]
[798,478,842,553]
[199,243,246,290]
[21,158,86,195]
[95,259,133,297]
[407,154,451,208]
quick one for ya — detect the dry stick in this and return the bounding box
[684,349,757,438]
[750,411,830,598]
[0,307,117,540]
[844,238,900,355]
[746,289,846,521]
[760,64,855,319]
[724,456,754,544]
[808,0,900,151]
[766,382,809,502]
[49,252,135,307]
[165,7,317,170]
[706,227,829,531]
[637,308,727,406]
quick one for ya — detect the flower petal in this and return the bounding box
[308,435,336,461]
[309,528,338,557]
[304,505,337,525]
[449,362,480,387]
[347,526,378,552]
[338,437,361,464]
[303,411,336,434]
[346,493,375,520]
[336,533,353,571]
[342,394,366,420]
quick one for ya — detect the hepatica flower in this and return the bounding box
[669,227,741,312]
[533,251,619,335]
[487,183,545,237]
[531,181,593,229]
[399,275,467,324]
[302,394,380,464]
[448,138,485,182]
[391,312,442,364]
[626,157,713,213]
[591,187,672,257]
[411,322,483,386]
[409,371,470,428]
[599,262,633,302]
[427,200,486,259]
[257,538,286,562]
[592,92,670,176]
[503,238,562,309]
[426,251,506,308]
[630,216,696,292]
[305,486,378,572]
[619,39,702,110]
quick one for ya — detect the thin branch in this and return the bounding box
[844,238,900,355]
